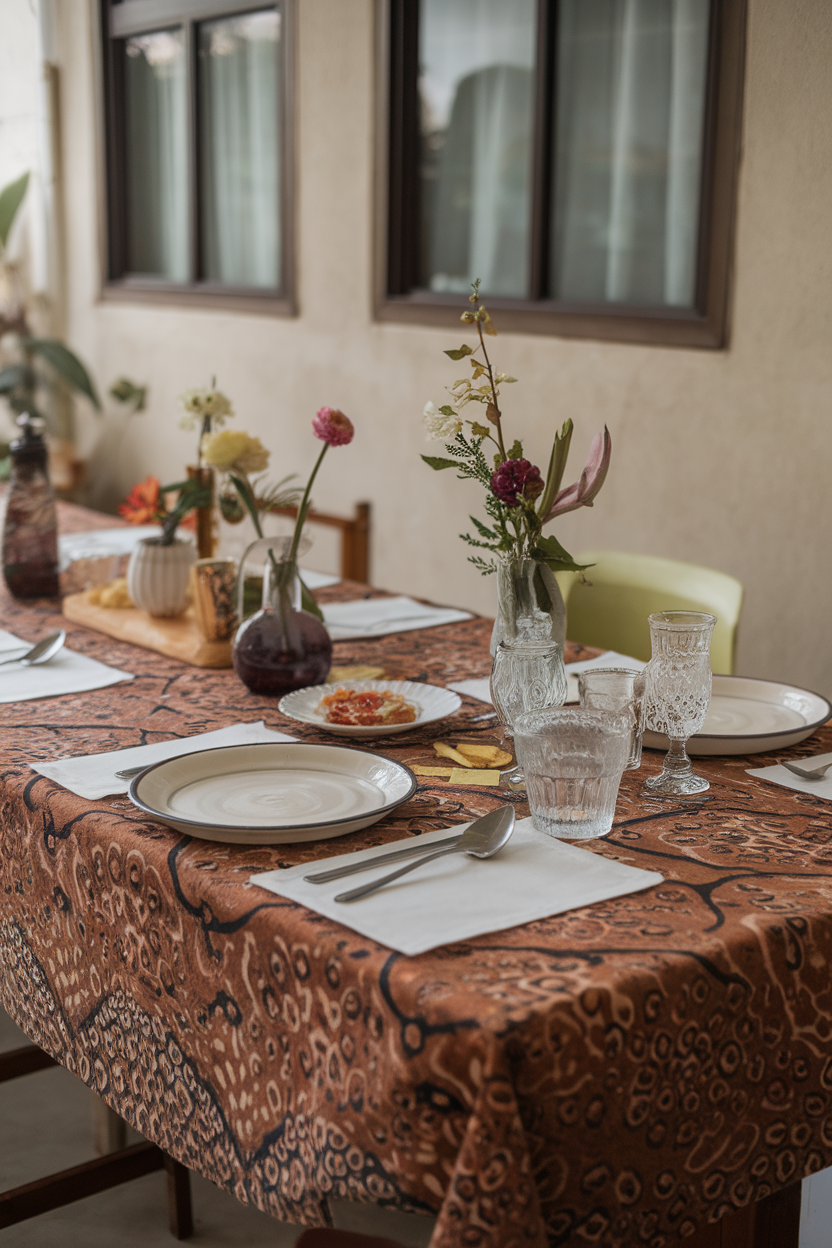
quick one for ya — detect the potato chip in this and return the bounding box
[89,577,133,609]
[328,665,385,681]
[449,768,501,787]
[432,742,474,767]
[412,766,454,778]
[455,743,513,767]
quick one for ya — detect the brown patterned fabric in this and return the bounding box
[1,504,831,1247]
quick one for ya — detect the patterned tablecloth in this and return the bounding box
[2,504,832,1248]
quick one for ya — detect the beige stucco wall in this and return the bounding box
[3,0,832,694]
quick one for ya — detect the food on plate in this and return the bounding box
[328,664,386,681]
[432,741,513,768]
[87,577,133,608]
[449,768,501,787]
[318,687,419,726]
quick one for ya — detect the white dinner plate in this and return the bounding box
[643,674,832,756]
[278,679,462,737]
[128,742,417,844]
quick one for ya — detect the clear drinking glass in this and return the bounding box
[642,611,716,796]
[577,667,646,770]
[514,707,631,839]
[490,637,568,787]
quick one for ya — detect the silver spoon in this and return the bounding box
[782,760,832,781]
[0,630,66,668]
[334,804,515,903]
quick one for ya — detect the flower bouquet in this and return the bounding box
[422,282,611,648]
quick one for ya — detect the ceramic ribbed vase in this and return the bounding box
[127,537,197,618]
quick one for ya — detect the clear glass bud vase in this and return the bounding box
[232,540,332,696]
[491,556,567,656]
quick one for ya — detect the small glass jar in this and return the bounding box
[1,417,59,599]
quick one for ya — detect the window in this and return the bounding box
[383,0,746,347]
[101,0,293,310]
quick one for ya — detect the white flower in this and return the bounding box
[179,386,234,431]
[493,373,517,384]
[423,400,462,441]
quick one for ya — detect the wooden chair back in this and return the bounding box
[268,502,370,583]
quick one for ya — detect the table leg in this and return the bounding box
[164,1154,194,1240]
[93,1098,127,1154]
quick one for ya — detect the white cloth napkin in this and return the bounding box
[0,629,134,706]
[31,720,297,800]
[301,568,340,590]
[448,651,646,706]
[747,753,832,801]
[323,595,473,641]
[57,525,162,570]
[249,816,663,956]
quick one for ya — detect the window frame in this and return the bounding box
[99,0,295,315]
[377,0,747,349]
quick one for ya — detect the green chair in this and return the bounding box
[556,551,743,675]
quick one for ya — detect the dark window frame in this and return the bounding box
[378,0,746,348]
[99,0,295,315]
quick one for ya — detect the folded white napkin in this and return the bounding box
[0,629,134,706]
[301,568,340,590]
[58,525,162,570]
[448,650,646,707]
[31,720,297,800]
[323,595,473,641]
[249,816,662,956]
[747,754,832,801]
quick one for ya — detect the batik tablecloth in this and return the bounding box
[1,504,831,1248]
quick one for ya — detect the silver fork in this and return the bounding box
[782,760,832,781]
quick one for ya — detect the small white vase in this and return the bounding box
[127,537,196,618]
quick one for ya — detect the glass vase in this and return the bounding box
[491,557,566,655]
[232,541,332,697]
[187,464,218,559]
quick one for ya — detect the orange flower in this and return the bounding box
[118,475,162,525]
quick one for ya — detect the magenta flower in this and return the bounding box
[491,458,544,507]
[312,407,354,447]
[543,428,611,522]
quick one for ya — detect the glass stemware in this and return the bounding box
[642,611,716,795]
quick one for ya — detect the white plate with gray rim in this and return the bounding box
[128,742,417,844]
[643,674,832,756]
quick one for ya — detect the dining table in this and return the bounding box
[1,500,830,1248]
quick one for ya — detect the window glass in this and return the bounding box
[198,10,281,288]
[551,0,710,307]
[125,29,189,281]
[418,0,536,298]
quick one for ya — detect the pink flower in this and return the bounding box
[491,458,544,507]
[312,407,354,447]
[543,427,611,521]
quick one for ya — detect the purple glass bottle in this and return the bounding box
[232,550,331,696]
[2,417,59,599]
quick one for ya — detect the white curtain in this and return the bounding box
[553,0,709,307]
[199,11,280,288]
[125,30,189,281]
[420,0,535,297]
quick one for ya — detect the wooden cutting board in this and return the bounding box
[63,592,233,669]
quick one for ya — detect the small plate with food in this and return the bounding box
[278,679,462,737]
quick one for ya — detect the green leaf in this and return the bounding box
[533,532,594,574]
[507,439,523,460]
[0,172,29,249]
[300,577,324,621]
[444,345,473,360]
[537,419,574,519]
[0,363,31,394]
[438,405,456,417]
[421,455,458,471]
[109,377,147,412]
[27,339,100,409]
[228,470,264,538]
[470,515,498,541]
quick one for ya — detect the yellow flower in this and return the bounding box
[201,429,269,474]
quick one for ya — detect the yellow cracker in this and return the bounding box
[412,766,455,778]
[455,743,513,767]
[449,768,502,787]
[433,742,474,767]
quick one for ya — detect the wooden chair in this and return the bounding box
[556,550,743,675]
[0,1041,193,1237]
[268,502,371,583]
[296,1231,406,1248]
